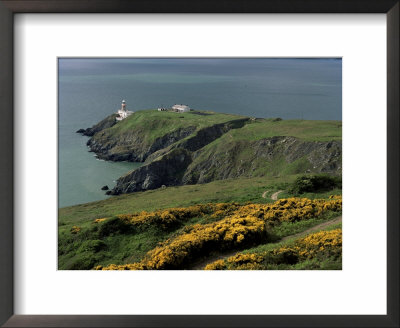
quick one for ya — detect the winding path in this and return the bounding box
[261,190,269,198]
[280,215,342,242]
[189,215,342,270]
[271,190,283,200]
[261,189,283,200]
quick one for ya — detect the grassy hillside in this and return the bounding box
[59,175,341,270]
[59,174,341,225]
[182,119,342,183]
[99,110,341,145]
[86,109,247,163]
[103,109,245,143]
[228,119,342,142]
[59,176,296,225]
[90,195,342,271]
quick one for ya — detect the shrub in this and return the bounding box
[116,203,241,230]
[97,217,133,238]
[204,259,226,270]
[289,174,341,195]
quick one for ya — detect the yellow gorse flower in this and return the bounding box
[116,203,241,229]
[96,196,342,270]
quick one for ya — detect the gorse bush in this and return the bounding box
[95,196,342,270]
[292,228,342,260]
[205,228,342,270]
[96,215,268,270]
[206,253,265,270]
[114,196,341,230]
[289,174,341,195]
[116,203,241,230]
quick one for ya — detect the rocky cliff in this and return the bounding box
[107,118,249,195]
[79,110,342,195]
[182,136,342,185]
[110,148,192,194]
[87,125,197,162]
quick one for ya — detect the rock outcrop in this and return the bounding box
[87,126,197,162]
[109,148,192,195]
[76,114,118,136]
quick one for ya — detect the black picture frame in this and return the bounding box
[0,1,398,327]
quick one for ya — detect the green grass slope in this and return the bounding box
[229,119,342,142]
[104,109,245,144]
[59,176,295,225]
[87,109,247,162]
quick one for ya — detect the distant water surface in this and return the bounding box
[58,58,342,208]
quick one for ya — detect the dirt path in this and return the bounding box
[261,190,269,198]
[271,190,283,200]
[280,215,342,242]
[261,189,282,200]
[189,215,342,270]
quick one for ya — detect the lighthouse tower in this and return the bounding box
[116,99,133,121]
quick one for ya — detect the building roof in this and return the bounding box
[172,104,190,110]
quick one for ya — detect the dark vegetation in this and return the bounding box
[289,174,342,195]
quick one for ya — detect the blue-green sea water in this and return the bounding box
[58,58,342,208]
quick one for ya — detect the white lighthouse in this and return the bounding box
[116,99,133,121]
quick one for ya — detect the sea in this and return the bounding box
[58,58,342,208]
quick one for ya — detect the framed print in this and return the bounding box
[1,1,399,327]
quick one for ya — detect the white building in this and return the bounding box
[172,104,190,113]
[116,99,133,121]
